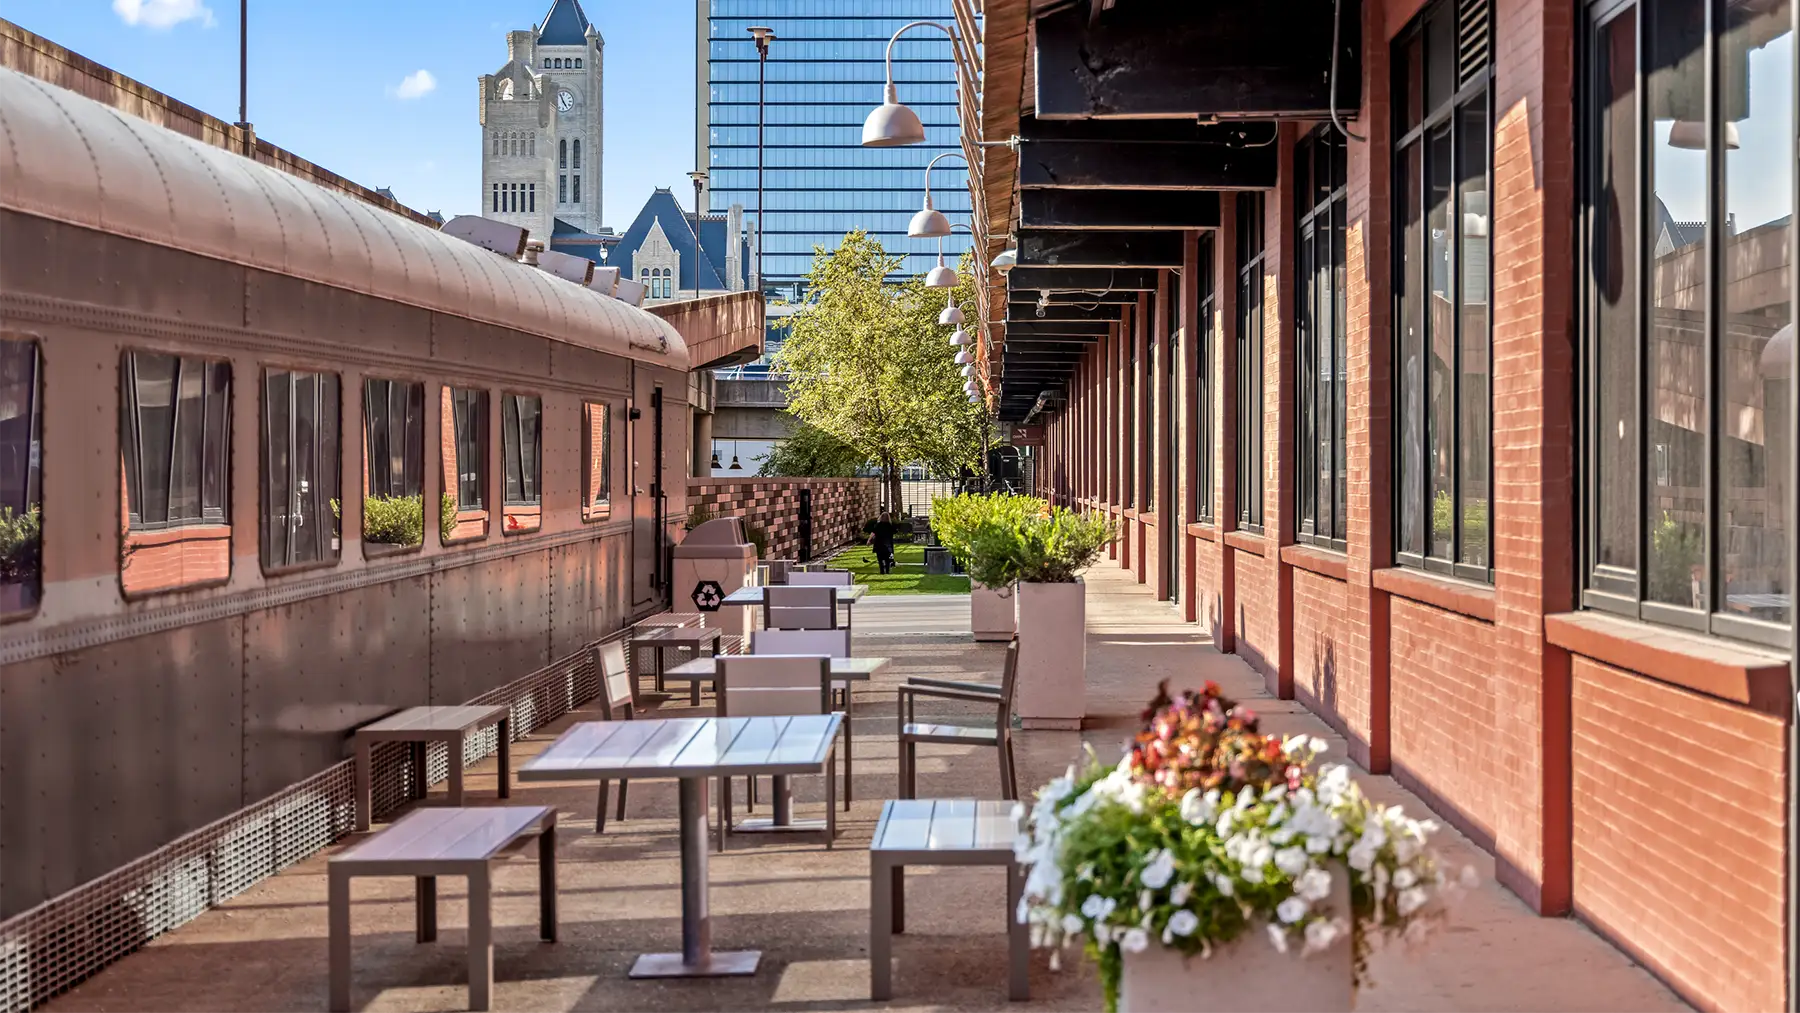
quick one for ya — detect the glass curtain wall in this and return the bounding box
[1581,0,1795,645]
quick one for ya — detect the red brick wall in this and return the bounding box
[686,477,878,562]
[1293,567,1360,740]
[1233,548,1277,684]
[120,527,230,596]
[1195,536,1227,646]
[1572,657,1786,1013]
[1388,598,1500,849]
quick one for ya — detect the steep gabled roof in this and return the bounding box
[537,0,592,46]
[609,188,748,293]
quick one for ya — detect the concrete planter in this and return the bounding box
[1014,578,1084,729]
[971,582,1016,642]
[1119,872,1355,1012]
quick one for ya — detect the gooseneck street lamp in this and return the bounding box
[748,26,775,293]
[686,169,708,301]
[908,151,966,239]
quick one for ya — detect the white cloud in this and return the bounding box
[112,0,216,29]
[391,69,437,100]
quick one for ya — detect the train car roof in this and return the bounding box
[0,66,687,371]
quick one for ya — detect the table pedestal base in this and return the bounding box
[629,950,761,979]
[731,817,828,834]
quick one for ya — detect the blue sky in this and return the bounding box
[8,0,697,226]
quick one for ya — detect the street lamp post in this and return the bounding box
[686,169,708,301]
[748,27,775,295]
[235,0,252,155]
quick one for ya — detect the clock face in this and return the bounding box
[556,90,574,113]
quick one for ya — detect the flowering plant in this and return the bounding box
[1015,681,1470,1011]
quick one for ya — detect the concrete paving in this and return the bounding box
[47,569,1688,1012]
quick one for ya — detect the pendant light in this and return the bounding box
[990,248,1017,272]
[938,289,965,326]
[954,348,972,365]
[949,326,971,346]
[1667,119,1740,150]
[710,449,722,470]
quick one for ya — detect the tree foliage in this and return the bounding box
[758,420,866,478]
[773,231,988,505]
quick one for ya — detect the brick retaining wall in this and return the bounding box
[685,477,879,563]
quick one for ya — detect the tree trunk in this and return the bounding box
[882,457,902,516]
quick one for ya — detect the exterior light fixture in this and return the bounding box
[1667,119,1740,150]
[961,363,975,378]
[964,381,979,395]
[925,237,959,288]
[990,248,1017,272]
[949,326,971,346]
[862,21,959,146]
[908,152,966,238]
[954,348,972,365]
[710,450,722,470]
[938,290,965,326]
[729,452,743,471]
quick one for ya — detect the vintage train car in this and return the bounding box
[0,65,691,919]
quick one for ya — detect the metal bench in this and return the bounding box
[329,805,558,1012]
[354,705,511,831]
[868,799,1027,1002]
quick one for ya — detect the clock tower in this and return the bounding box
[478,0,604,242]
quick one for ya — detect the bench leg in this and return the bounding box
[1007,862,1029,1000]
[824,747,836,850]
[617,779,629,822]
[870,859,893,1001]
[328,869,352,1012]
[415,876,437,943]
[900,740,916,800]
[538,818,558,943]
[892,866,905,933]
[596,780,610,834]
[497,717,511,799]
[354,740,372,832]
[447,740,465,808]
[411,742,427,802]
[467,868,493,1012]
[842,692,854,811]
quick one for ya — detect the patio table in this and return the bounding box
[353,705,510,832]
[662,654,890,703]
[721,583,869,632]
[629,625,724,695]
[517,714,844,979]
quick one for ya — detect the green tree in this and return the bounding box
[773,231,988,508]
[757,420,867,477]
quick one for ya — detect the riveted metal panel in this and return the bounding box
[549,542,595,660]
[549,341,632,393]
[1,619,243,918]
[2,213,248,330]
[541,391,581,536]
[428,553,551,706]
[240,574,432,802]
[243,272,427,358]
[431,314,553,381]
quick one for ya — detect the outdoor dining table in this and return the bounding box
[720,583,869,632]
[661,654,891,704]
[516,713,844,979]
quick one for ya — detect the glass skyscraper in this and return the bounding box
[698,0,974,302]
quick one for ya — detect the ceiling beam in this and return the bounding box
[1016,119,1279,191]
[1005,267,1159,291]
[1033,0,1361,120]
[1017,230,1184,269]
[1005,321,1112,338]
[1020,190,1221,231]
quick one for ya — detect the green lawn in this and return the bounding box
[826,542,970,595]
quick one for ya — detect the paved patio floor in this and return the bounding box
[47,568,1688,1012]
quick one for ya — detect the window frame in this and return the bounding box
[1390,0,1497,583]
[1295,128,1350,552]
[361,376,426,556]
[1236,192,1266,533]
[500,391,544,536]
[582,400,613,522]
[259,365,341,575]
[0,333,43,619]
[1576,0,1797,649]
[121,349,232,533]
[1194,235,1217,525]
[443,386,490,546]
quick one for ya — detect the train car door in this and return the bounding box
[628,368,666,611]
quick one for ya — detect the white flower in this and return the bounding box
[1170,880,1194,906]
[1140,849,1176,890]
[1216,810,1237,837]
[1276,897,1309,924]
[1168,909,1200,937]
[1273,847,1310,877]
[1120,928,1151,953]
[1347,842,1377,873]
[1081,895,1116,921]
[1267,924,1290,954]
[1235,789,1256,812]
[1303,917,1345,954]
[1061,913,1085,935]
[1095,923,1113,944]
[1245,844,1274,875]
[1305,834,1334,854]
[1180,788,1218,826]
[1139,889,1154,912]
[1212,874,1235,897]
[1397,887,1429,916]
[1393,867,1418,890]
[1295,868,1333,902]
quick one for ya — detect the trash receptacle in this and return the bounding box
[673,517,757,641]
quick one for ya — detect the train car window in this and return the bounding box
[0,335,42,616]
[120,350,232,597]
[441,386,489,544]
[261,369,340,572]
[582,401,610,522]
[501,393,542,534]
[362,378,425,552]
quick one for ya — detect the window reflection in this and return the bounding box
[362,378,425,551]
[583,402,611,521]
[120,350,232,596]
[501,393,542,535]
[0,336,41,615]
[441,387,489,544]
[261,369,340,571]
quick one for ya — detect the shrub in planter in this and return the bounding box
[929,492,1044,566]
[0,505,41,584]
[440,494,460,539]
[963,505,1114,586]
[1016,680,1472,1012]
[332,496,425,547]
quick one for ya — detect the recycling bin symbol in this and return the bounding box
[691,580,725,612]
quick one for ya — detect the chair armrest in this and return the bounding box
[896,684,1004,705]
[904,677,1001,695]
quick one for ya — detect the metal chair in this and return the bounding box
[715,655,838,850]
[590,640,635,833]
[789,570,853,586]
[896,637,1020,800]
[764,584,837,629]
[753,628,855,810]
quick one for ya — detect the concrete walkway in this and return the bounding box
[46,570,1686,1012]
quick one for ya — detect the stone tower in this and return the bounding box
[478,0,604,243]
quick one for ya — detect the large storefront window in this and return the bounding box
[1297,128,1350,550]
[1582,0,1794,645]
[1394,0,1494,580]
[1237,192,1266,532]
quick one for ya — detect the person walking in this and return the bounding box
[869,511,898,575]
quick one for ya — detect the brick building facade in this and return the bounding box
[969,0,1798,1008]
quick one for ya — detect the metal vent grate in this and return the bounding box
[1459,0,1491,82]
[0,629,635,1013]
